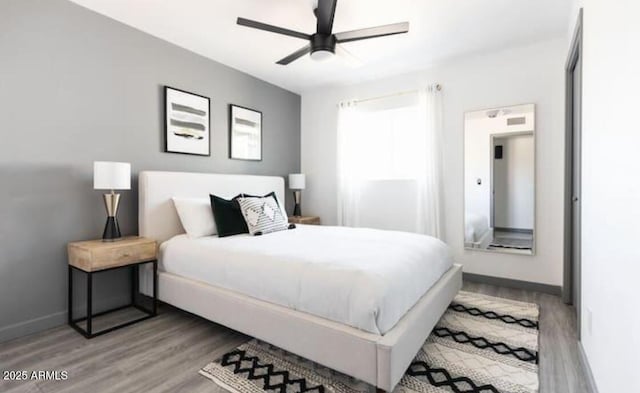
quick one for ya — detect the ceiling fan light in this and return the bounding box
[310,49,334,61]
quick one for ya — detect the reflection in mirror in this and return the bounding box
[464,104,535,255]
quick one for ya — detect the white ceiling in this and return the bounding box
[69,0,572,94]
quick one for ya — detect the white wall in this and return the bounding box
[571,1,640,392]
[301,37,566,286]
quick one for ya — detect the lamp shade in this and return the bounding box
[288,173,306,190]
[93,161,131,190]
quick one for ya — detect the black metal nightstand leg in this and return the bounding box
[68,260,156,338]
[68,266,73,324]
[153,261,158,315]
[131,264,139,306]
[87,271,92,337]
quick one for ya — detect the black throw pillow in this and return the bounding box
[210,194,248,237]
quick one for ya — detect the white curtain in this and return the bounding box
[336,85,444,238]
[415,85,444,238]
[336,101,361,227]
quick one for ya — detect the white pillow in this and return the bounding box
[172,197,217,238]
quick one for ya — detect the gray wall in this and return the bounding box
[0,0,301,342]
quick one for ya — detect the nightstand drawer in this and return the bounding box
[288,216,321,225]
[92,242,156,268]
[68,236,157,272]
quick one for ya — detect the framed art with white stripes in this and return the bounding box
[229,104,262,161]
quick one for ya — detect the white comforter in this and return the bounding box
[465,213,489,243]
[160,225,453,335]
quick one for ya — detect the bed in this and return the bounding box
[464,212,493,249]
[139,170,462,391]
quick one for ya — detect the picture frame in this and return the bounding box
[164,86,211,156]
[229,104,262,161]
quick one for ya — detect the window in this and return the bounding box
[337,87,444,237]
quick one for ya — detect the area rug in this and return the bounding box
[200,291,540,393]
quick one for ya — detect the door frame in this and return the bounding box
[563,9,583,318]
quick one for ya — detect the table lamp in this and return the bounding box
[94,161,131,241]
[288,173,306,216]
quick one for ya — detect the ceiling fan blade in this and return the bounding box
[237,17,311,40]
[335,22,409,43]
[276,45,312,65]
[336,45,363,68]
[316,0,337,35]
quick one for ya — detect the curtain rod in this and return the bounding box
[352,84,442,105]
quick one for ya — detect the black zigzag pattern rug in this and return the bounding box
[200,291,539,393]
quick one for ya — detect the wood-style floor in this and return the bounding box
[0,282,594,393]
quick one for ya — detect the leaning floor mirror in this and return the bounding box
[464,104,535,255]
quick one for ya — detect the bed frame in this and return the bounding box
[465,228,494,249]
[138,171,462,391]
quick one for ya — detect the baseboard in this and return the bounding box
[0,310,67,344]
[463,272,562,296]
[0,294,132,344]
[578,341,600,393]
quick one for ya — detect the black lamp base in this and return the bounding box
[292,190,302,217]
[102,216,122,241]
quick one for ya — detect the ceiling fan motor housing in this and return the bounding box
[311,33,336,55]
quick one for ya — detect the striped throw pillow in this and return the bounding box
[237,196,289,235]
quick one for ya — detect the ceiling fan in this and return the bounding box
[236,0,409,65]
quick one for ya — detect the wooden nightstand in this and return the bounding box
[67,236,158,338]
[288,216,321,225]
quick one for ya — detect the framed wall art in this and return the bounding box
[229,104,262,161]
[164,86,210,156]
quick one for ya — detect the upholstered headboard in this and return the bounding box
[139,171,286,244]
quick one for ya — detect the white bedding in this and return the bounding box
[159,224,452,335]
[465,213,489,243]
